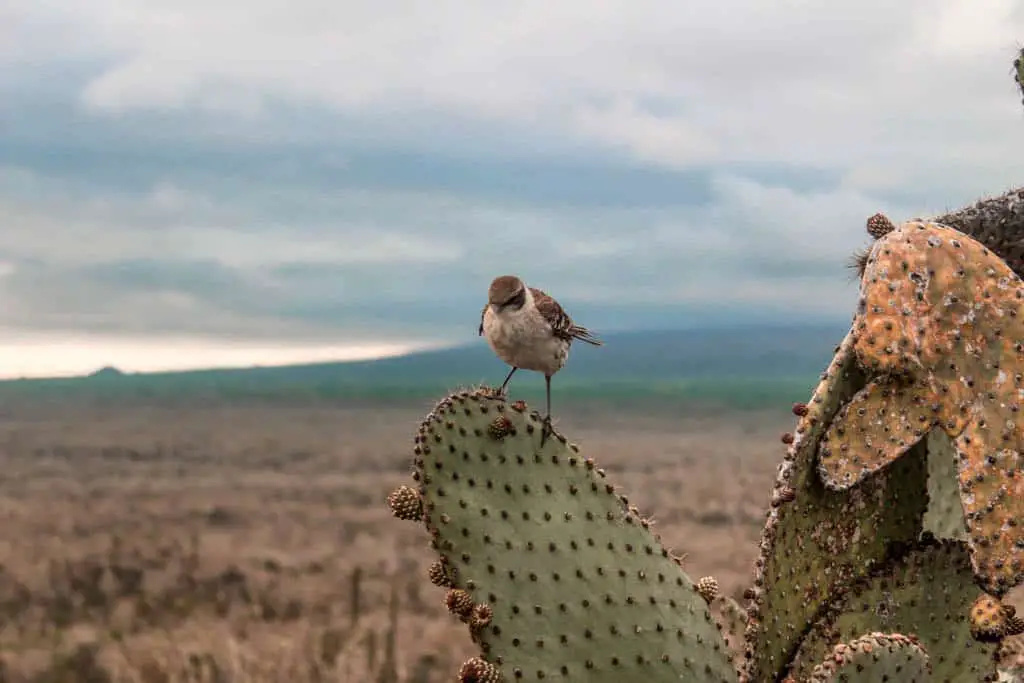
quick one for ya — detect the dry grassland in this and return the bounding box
[0,399,1018,681]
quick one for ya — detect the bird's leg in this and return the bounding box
[497,367,518,396]
[540,374,554,447]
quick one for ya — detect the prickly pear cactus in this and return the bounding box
[384,191,1024,682]
[1015,48,1023,107]
[740,330,929,682]
[388,387,738,682]
[1000,634,1024,682]
[932,187,1024,277]
[804,632,931,683]
[817,221,1024,597]
[922,429,967,541]
[785,538,1000,681]
[711,594,749,667]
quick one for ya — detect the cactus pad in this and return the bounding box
[819,221,1024,595]
[922,429,968,541]
[1000,634,1024,682]
[711,594,749,668]
[805,632,931,683]
[399,387,738,683]
[786,538,1000,682]
[741,331,929,682]
[931,187,1024,278]
[1015,48,1023,107]
[818,375,937,487]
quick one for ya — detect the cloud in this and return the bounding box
[46,1,1024,174]
[1,0,1023,369]
[0,161,901,344]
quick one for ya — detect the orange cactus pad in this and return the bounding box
[820,220,1024,596]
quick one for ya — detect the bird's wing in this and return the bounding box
[529,287,603,346]
[478,304,487,336]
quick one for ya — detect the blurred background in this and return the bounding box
[1,1,1023,680]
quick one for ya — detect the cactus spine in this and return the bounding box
[1015,48,1023,108]
[784,538,998,681]
[393,388,738,682]
[820,221,1024,597]
[387,193,1024,682]
[805,633,931,683]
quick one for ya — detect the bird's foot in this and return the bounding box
[539,414,555,447]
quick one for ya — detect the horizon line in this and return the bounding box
[0,320,853,382]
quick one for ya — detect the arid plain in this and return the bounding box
[1,396,1021,682]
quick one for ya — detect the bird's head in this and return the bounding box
[487,275,527,310]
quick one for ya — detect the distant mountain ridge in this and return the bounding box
[0,323,851,408]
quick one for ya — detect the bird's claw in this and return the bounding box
[539,415,554,448]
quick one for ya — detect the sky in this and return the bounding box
[2,1,1024,378]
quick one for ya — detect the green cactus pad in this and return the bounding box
[827,221,1024,596]
[408,387,738,683]
[711,595,749,667]
[806,632,931,683]
[740,332,929,683]
[785,539,999,682]
[922,429,967,541]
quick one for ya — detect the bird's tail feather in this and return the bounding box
[571,326,603,346]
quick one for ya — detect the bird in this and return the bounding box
[478,275,603,445]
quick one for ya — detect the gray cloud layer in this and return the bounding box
[3,1,1024,345]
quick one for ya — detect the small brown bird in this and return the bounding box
[478,275,602,444]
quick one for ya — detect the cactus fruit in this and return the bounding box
[850,213,899,279]
[819,220,1024,596]
[697,576,720,603]
[866,213,897,239]
[445,588,475,620]
[970,594,1021,641]
[392,387,738,683]
[387,484,423,521]
[487,415,515,440]
[922,429,968,541]
[458,656,503,683]
[740,330,929,683]
[805,632,931,683]
[387,196,1024,681]
[785,538,1000,682]
[470,602,494,631]
[428,558,454,587]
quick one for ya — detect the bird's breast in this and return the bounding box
[483,308,568,374]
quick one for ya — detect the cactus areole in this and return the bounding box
[384,199,1024,682]
[821,221,1024,597]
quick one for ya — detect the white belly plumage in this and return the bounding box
[483,306,570,376]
